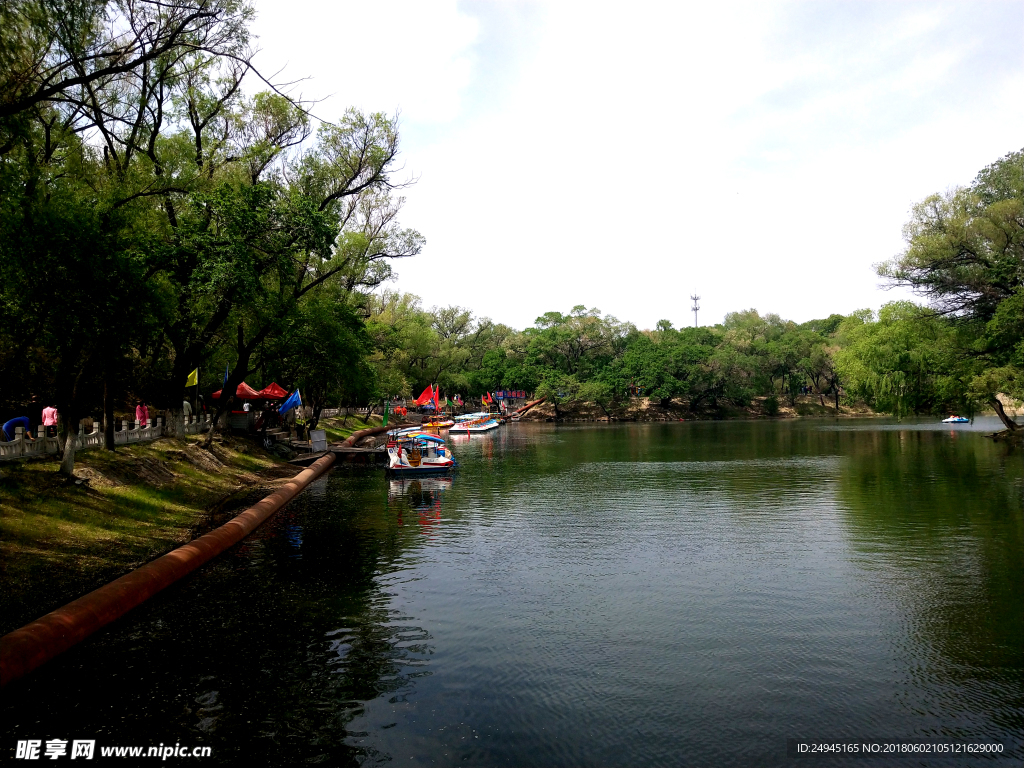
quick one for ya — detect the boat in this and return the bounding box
[421,418,455,429]
[941,415,969,423]
[450,416,501,433]
[385,431,457,474]
[453,412,491,422]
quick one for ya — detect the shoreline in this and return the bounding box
[518,393,878,422]
[0,415,383,638]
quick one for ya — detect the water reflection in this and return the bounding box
[2,422,1021,767]
[835,429,1024,741]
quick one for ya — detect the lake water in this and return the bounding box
[3,418,1023,766]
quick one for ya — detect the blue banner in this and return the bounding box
[279,389,302,415]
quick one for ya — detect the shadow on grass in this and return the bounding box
[0,434,295,635]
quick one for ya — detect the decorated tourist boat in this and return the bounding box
[386,431,457,474]
[450,416,501,433]
[421,418,455,429]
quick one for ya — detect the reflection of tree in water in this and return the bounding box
[835,431,1024,736]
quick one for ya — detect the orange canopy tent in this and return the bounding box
[258,382,289,399]
[210,382,264,400]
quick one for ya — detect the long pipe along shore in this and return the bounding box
[0,426,390,688]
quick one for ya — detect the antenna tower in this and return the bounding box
[690,294,701,328]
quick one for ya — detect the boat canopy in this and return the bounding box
[397,432,446,443]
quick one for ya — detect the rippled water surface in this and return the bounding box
[4,419,1023,766]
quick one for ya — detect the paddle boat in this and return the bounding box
[453,412,491,422]
[421,418,455,429]
[450,416,501,433]
[385,431,456,474]
[941,415,970,423]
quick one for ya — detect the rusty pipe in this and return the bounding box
[0,452,337,688]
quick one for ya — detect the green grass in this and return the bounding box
[317,413,385,443]
[0,435,290,636]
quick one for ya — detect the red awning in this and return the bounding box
[258,382,289,399]
[211,382,265,400]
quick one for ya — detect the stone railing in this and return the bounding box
[183,414,213,434]
[0,416,195,462]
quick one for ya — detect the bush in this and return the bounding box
[764,396,779,416]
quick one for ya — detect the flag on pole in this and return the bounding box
[383,400,389,427]
[279,389,302,415]
[432,385,440,411]
[185,368,199,387]
[223,365,229,389]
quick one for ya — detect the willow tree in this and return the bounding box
[879,148,1023,429]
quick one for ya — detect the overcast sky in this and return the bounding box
[250,1,1023,331]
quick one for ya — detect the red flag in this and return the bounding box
[433,385,440,410]
[412,385,434,406]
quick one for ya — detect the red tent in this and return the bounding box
[258,382,289,399]
[211,382,264,400]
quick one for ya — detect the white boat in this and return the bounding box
[941,415,970,423]
[453,412,492,422]
[450,417,501,433]
[385,431,456,474]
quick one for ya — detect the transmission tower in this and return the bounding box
[690,294,701,328]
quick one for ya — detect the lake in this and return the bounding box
[3,418,1022,766]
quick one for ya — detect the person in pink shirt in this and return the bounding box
[136,401,149,428]
[41,405,59,437]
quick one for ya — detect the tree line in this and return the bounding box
[364,147,1021,430]
[1,3,1019,479]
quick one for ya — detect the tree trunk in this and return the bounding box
[989,396,1019,431]
[59,418,79,477]
[834,389,840,413]
[103,377,115,450]
[167,407,185,439]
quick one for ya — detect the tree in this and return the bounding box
[878,148,1023,428]
[834,303,975,419]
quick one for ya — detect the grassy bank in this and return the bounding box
[0,434,301,637]
[316,412,386,443]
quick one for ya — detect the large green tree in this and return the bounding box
[879,148,1023,428]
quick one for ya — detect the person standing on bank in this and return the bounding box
[41,405,59,437]
[136,401,149,429]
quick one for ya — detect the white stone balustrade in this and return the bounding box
[0,414,215,462]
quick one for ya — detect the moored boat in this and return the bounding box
[421,418,455,429]
[941,415,970,423]
[386,431,457,474]
[450,416,500,433]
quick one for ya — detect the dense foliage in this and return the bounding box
[0,0,421,472]
[1,2,1019,480]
